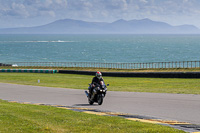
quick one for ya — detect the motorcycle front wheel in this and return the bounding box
[97,94,103,105]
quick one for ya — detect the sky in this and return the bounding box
[1,0,200,28]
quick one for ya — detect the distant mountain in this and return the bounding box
[0,18,199,34]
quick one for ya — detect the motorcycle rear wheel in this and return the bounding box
[88,94,94,105]
[89,99,94,105]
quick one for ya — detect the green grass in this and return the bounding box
[0,73,200,94]
[0,99,185,133]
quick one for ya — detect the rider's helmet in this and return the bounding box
[96,71,102,79]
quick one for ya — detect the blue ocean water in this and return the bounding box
[0,34,200,63]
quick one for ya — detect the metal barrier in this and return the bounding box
[1,61,200,69]
[0,69,57,73]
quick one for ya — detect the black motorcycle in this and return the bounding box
[85,81,109,105]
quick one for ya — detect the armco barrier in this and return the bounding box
[0,69,57,74]
[3,60,200,69]
[58,70,200,78]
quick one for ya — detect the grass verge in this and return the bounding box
[0,99,185,133]
[0,73,200,94]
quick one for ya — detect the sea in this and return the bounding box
[0,34,200,63]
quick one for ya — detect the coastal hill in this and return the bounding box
[0,18,199,34]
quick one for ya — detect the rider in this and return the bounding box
[89,71,104,98]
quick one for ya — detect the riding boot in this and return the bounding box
[91,89,96,101]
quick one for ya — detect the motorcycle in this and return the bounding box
[85,81,109,105]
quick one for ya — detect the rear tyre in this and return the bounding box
[89,99,94,105]
[88,93,94,105]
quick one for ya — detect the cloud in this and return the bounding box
[139,0,148,4]
[9,3,29,17]
[61,0,200,28]
[1,0,200,20]
[0,0,67,18]
[1,0,200,28]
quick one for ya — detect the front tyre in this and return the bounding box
[97,94,103,105]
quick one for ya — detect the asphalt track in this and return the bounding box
[1,83,200,126]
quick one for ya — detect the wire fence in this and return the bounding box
[1,61,200,69]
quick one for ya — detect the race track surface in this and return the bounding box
[0,83,200,125]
